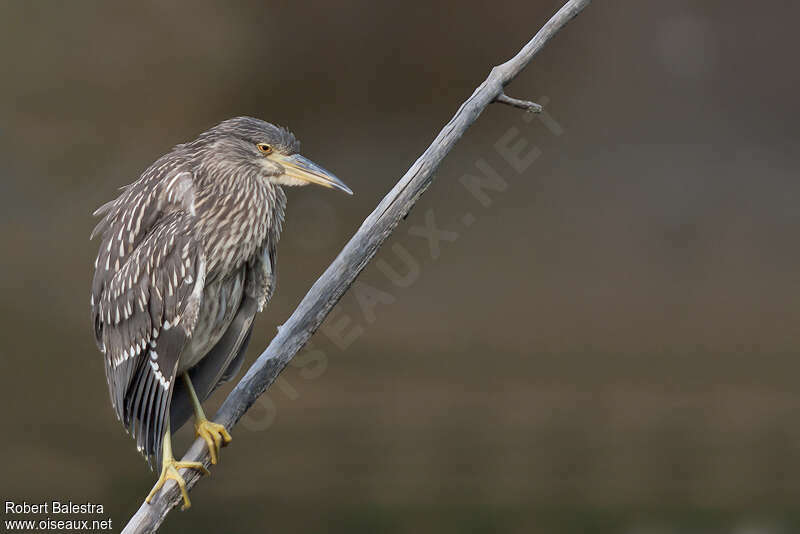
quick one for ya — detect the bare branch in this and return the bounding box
[495,93,543,112]
[122,1,591,532]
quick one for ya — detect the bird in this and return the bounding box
[89,116,352,508]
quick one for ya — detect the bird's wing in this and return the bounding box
[90,167,204,465]
[211,236,278,387]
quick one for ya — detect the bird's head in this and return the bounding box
[193,116,352,195]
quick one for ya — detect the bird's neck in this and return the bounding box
[193,174,286,278]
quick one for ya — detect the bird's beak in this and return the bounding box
[273,153,353,195]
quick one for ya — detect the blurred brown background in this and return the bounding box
[2,1,799,532]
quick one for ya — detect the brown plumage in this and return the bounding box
[90,117,351,477]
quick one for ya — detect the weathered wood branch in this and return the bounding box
[122,1,591,531]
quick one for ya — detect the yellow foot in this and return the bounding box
[195,419,232,465]
[145,458,209,510]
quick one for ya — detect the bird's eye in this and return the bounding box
[257,143,273,155]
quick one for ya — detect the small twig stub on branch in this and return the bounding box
[495,93,543,112]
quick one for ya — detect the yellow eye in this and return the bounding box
[257,143,273,155]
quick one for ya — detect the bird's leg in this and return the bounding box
[183,373,232,465]
[145,422,209,510]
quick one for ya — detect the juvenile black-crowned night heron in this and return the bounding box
[89,117,351,508]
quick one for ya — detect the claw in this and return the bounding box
[146,453,209,510]
[195,419,232,465]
